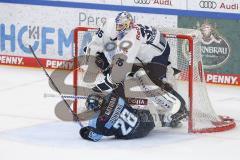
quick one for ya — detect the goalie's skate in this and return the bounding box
[158,103,188,128]
[159,113,186,128]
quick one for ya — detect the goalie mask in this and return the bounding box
[85,94,104,111]
[115,11,133,32]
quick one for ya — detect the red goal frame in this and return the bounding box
[73,26,236,133]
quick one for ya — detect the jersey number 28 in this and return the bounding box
[113,109,138,135]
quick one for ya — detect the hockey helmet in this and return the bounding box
[85,94,104,111]
[115,11,133,32]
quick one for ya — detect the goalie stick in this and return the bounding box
[29,45,84,128]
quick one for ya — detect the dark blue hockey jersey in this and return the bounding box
[80,93,155,141]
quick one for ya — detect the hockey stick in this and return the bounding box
[43,93,87,100]
[43,93,149,106]
[134,69,162,128]
[29,45,83,128]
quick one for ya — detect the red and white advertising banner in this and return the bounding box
[205,73,240,86]
[0,54,74,70]
[1,54,240,86]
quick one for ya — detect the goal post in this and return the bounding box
[72,26,236,133]
[73,27,96,113]
[162,33,195,133]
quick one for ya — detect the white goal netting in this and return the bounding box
[72,26,235,133]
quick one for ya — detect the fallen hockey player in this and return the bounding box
[78,82,187,142]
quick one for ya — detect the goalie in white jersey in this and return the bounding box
[87,11,176,91]
[85,11,188,127]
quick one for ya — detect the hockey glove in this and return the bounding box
[95,52,109,71]
[80,126,103,142]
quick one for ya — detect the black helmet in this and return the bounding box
[85,94,104,111]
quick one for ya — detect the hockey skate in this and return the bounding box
[159,105,188,128]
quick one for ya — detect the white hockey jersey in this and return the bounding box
[86,19,177,85]
[87,19,169,65]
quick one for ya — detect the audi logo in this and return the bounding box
[199,1,217,9]
[134,0,151,4]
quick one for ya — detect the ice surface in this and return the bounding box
[0,66,239,160]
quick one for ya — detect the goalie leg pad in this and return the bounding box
[135,68,174,112]
[135,68,188,128]
[159,89,188,128]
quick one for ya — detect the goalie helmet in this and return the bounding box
[85,94,104,111]
[115,11,133,32]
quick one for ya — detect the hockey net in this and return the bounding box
[72,26,235,133]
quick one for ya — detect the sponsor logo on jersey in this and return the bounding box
[199,1,217,9]
[127,97,148,105]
